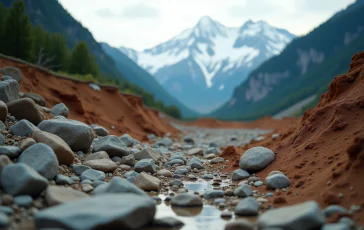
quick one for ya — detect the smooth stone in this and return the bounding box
[324,205,348,217]
[55,174,73,185]
[126,176,136,183]
[257,201,325,230]
[164,159,185,167]
[34,194,156,229]
[82,184,94,193]
[254,181,264,187]
[84,159,117,172]
[234,184,252,198]
[93,126,109,136]
[80,169,105,181]
[19,138,36,151]
[187,148,204,156]
[119,164,131,170]
[125,171,139,178]
[224,220,254,230]
[0,121,5,130]
[267,171,284,177]
[119,134,134,147]
[134,148,162,163]
[0,155,11,175]
[169,155,187,164]
[0,146,21,158]
[93,177,146,196]
[322,223,351,230]
[38,119,94,152]
[81,180,93,185]
[0,206,12,215]
[18,143,59,180]
[1,163,48,196]
[93,135,129,157]
[119,154,135,166]
[0,213,9,228]
[134,159,157,173]
[155,137,173,147]
[232,169,250,181]
[157,169,172,177]
[183,136,194,144]
[0,67,22,82]
[32,130,75,165]
[72,165,91,176]
[174,168,189,175]
[84,151,109,161]
[134,172,161,191]
[14,195,33,207]
[205,153,216,159]
[204,190,224,199]
[210,157,225,164]
[7,98,43,125]
[188,160,204,169]
[151,217,184,229]
[171,194,203,207]
[235,197,260,216]
[247,176,261,183]
[45,186,89,206]
[202,174,213,179]
[265,174,290,189]
[10,119,40,137]
[92,180,106,187]
[51,103,69,118]
[22,92,46,106]
[169,179,183,186]
[239,146,275,172]
[0,79,19,103]
[215,198,226,205]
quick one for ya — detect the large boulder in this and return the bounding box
[239,147,275,172]
[93,135,129,157]
[0,79,19,103]
[18,143,59,180]
[7,98,43,125]
[51,103,69,118]
[32,130,75,165]
[1,163,48,197]
[34,194,156,229]
[10,119,40,137]
[22,92,46,107]
[258,201,325,230]
[38,119,94,152]
[134,148,162,163]
[0,67,23,82]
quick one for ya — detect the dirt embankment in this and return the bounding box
[0,57,178,141]
[220,52,364,224]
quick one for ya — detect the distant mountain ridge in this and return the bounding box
[210,0,364,120]
[120,16,295,113]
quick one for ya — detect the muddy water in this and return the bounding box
[144,180,255,230]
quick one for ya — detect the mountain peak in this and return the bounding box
[197,15,215,27]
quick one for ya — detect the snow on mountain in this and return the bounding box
[120,16,295,113]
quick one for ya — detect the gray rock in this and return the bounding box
[0,67,22,82]
[207,147,219,154]
[174,168,189,175]
[72,165,91,176]
[147,134,156,140]
[235,197,260,216]
[0,79,19,103]
[45,186,89,206]
[55,174,73,185]
[324,205,348,217]
[0,213,9,228]
[322,223,351,230]
[51,103,69,118]
[7,98,43,125]
[248,176,261,183]
[0,146,21,158]
[81,169,105,181]
[0,206,12,215]
[265,174,290,189]
[258,201,325,230]
[84,151,109,162]
[151,217,184,229]
[119,134,134,147]
[183,136,195,144]
[171,194,203,207]
[134,148,162,163]
[232,169,250,181]
[14,195,33,207]
[164,159,185,167]
[18,143,59,180]
[34,194,156,229]
[125,171,139,178]
[210,157,225,164]
[224,220,254,230]
[0,121,5,131]
[1,163,48,196]
[1,76,12,81]
[10,119,40,137]
[0,134,4,145]
[188,158,204,169]
[239,146,275,172]
[254,181,264,187]
[202,174,213,179]
[234,184,252,198]
[93,135,129,157]
[204,190,224,199]
[0,101,7,122]
[187,148,204,156]
[156,137,173,147]
[126,176,136,183]
[134,159,157,173]
[169,155,187,163]
[22,92,46,107]
[89,83,101,92]
[119,154,135,166]
[169,179,183,187]
[38,119,94,152]
[93,177,146,196]
[92,180,106,187]
[92,126,109,136]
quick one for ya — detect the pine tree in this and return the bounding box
[49,34,69,71]
[0,2,7,54]
[69,41,98,76]
[3,0,34,61]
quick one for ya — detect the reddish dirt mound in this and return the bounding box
[220,52,364,224]
[0,57,178,141]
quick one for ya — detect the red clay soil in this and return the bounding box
[220,52,364,224]
[0,57,178,141]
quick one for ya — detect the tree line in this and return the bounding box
[0,0,181,119]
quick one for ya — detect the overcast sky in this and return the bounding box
[59,0,355,51]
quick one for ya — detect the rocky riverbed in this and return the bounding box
[0,65,363,230]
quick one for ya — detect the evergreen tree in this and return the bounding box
[69,41,98,76]
[3,0,34,61]
[0,2,7,54]
[49,34,69,71]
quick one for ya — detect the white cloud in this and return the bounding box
[59,0,355,51]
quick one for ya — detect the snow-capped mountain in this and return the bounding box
[120,16,295,113]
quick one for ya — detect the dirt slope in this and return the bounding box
[221,52,364,223]
[0,56,178,141]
